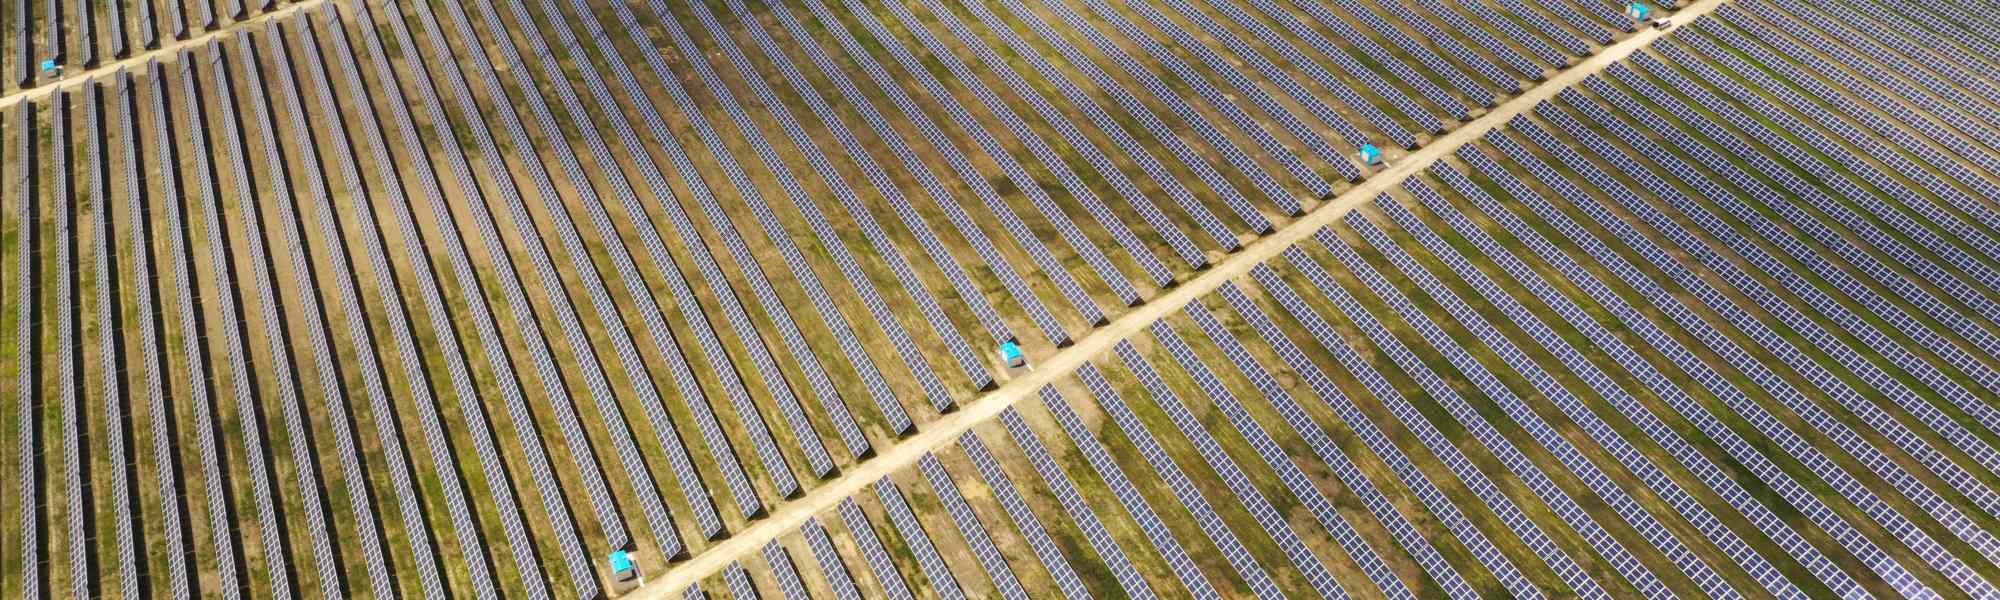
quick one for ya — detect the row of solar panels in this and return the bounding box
[43,0,2000,596]
[692,3,1998,594]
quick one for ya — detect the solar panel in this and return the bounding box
[724,562,759,600]
[180,47,306,599]
[892,0,1191,279]
[1259,0,1470,119]
[53,87,91,600]
[1117,327,1361,598]
[770,0,1075,345]
[1326,0,1498,104]
[1713,7,2000,204]
[1371,190,1750,598]
[1542,96,1993,596]
[1421,160,1826,597]
[1149,0,1376,169]
[1074,359,1282,599]
[1202,286,1539,598]
[1606,61,2000,381]
[627,0,950,420]
[116,66,195,600]
[1580,75,2000,531]
[990,0,1284,230]
[1472,130,1876,597]
[439,0,750,548]
[836,0,1142,312]
[763,541,811,600]
[260,21,453,597]
[1052,0,1346,192]
[1403,0,1545,79]
[925,4,1232,256]
[1035,378,1221,599]
[839,498,915,600]
[875,477,966,600]
[1531,0,1618,40]
[721,0,1007,390]
[917,454,1028,599]
[146,57,248,600]
[1323,217,1679,597]
[299,9,504,597]
[804,518,864,600]
[394,2,620,590]
[508,0,847,482]
[992,408,1153,598]
[1645,41,2000,313]
[232,30,397,598]
[1257,257,1610,599]
[343,2,560,594]
[1489,0,1593,54]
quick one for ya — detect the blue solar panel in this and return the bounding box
[343,3,560,594]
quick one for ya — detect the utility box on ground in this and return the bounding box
[1001,341,1026,369]
[609,550,642,594]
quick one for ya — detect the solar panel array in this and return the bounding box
[14,0,2000,598]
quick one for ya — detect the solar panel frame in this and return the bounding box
[764,540,812,600]
[1476,127,1891,597]
[1578,75,2000,527]
[990,409,1154,599]
[342,2,562,593]
[724,0,1009,390]
[1074,358,1283,599]
[804,518,865,600]
[116,67,196,600]
[991,0,1285,230]
[1542,95,1997,596]
[918,453,1029,600]
[839,498,915,600]
[178,48,303,599]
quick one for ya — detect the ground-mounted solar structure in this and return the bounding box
[5,0,1999,597]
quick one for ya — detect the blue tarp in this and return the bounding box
[609,550,634,573]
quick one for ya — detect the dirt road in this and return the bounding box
[0,0,332,109]
[631,0,1726,596]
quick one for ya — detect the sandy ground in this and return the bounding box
[0,0,332,110]
[629,0,1729,596]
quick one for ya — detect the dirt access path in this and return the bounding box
[632,0,1727,595]
[0,0,333,109]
